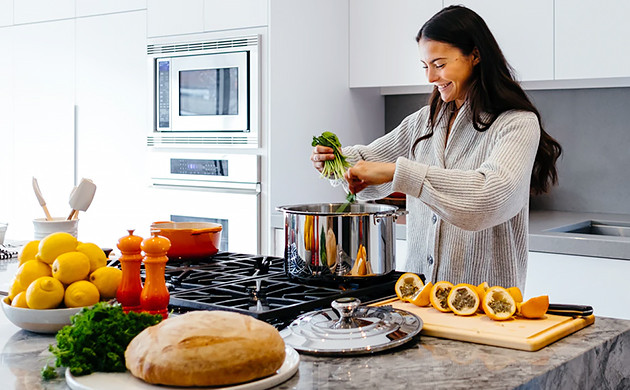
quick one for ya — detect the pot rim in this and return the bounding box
[276,203,406,217]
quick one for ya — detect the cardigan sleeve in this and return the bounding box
[337,107,429,201]
[393,111,540,231]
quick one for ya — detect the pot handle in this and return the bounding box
[373,209,408,224]
[190,226,222,235]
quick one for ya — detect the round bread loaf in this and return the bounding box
[125,310,286,387]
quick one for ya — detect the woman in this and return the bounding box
[311,6,561,290]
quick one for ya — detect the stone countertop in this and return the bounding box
[529,210,630,260]
[1,298,629,390]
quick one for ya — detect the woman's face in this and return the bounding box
[418,38,479,105]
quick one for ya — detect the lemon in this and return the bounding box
[16,260,52,290]
[64,280,100,308]
[10,291,29,308]
[18,240,40,266]
[52,252,91,285]
[8,278,25,301]
[25,276,65,309]
[37,232,78,265]
[77,242,108,274]
[89,267,122,299]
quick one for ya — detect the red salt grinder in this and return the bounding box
[140,232,171,320]
[116,229,144,313]
[116,230,142,313]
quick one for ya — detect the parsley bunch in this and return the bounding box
[46,302,162,377]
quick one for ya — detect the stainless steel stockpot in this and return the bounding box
[276,203,407,282]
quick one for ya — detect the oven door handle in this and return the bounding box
[152,180,260,194]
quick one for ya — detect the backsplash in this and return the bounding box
[384,88,630,215]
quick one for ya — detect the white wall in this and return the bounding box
[268,0,384,220]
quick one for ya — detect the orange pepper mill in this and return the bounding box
[140,232,171,320]
[116,230,144,313]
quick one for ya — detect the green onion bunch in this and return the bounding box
[312,131,352,181]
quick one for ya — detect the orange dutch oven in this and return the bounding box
[150,221,222,259]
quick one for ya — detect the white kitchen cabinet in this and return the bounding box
[0,27,14,223]
[13,0,75,24]
[203,0,267,31]
[444,0,553,82]
[555,0,630,80]
[76,0,146,18]
[147,0,204,37]
[0,0,13,26]
[349,0,442,88]
[75,11,151,246]
[526,251,630,320]
[10,20,75,238]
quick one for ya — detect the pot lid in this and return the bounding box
[280,297,422,356]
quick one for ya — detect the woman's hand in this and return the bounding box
[344,161,396,194]
[311,145,335,173]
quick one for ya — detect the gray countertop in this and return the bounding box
[529,210,630,260]
[1,304,629,390]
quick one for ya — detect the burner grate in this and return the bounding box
[110,252,402,329]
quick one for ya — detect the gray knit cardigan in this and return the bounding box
[342,102,540,290]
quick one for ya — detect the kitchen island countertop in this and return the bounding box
[1,297,629,389]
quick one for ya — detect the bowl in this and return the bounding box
[1,297,82,334]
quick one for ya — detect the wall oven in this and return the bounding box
[148,150,260,254]
[147,35,259,148]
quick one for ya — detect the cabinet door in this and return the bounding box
[75,11,151,245]
[349,0,442,88]
[0,0,13,26]
[147,0,204,37]
[76,0,146,17]
[12,20,75,238]
[555,0,630,79]
[0,27,14,223]
[526,251,630,320]
[14,0,75,24]
[203,0,267,31]
[445,0,553,82]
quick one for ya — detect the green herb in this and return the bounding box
[336,192,356,213]
[312,131,352,181]
[312,131,357,212]
[41,365,58,380]
[45,302,162,378]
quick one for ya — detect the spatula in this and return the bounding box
[67,178,97,220]
[32,177,53,221]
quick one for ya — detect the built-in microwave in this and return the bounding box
[147,35,259,147]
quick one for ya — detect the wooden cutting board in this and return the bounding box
[374,298,595,351]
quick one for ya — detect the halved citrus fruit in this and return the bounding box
[408,281,433,307]
[429,281,454,312]
[482,286,516,320]
[507,286,523,303]
[475,282,489,312]
[518,295,549,319]
[447,284,480,316]
[394,273,424,302]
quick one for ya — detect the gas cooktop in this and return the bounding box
[112,252,401,329]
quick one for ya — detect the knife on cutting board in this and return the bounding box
[547,303,593,317]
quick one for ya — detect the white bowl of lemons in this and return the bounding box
[1,297,83,333]
[2,232,122,334]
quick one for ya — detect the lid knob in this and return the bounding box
[330,297,366,329]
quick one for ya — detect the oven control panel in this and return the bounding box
[171,158,228,176]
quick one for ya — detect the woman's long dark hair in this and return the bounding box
[414,5,561,195]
